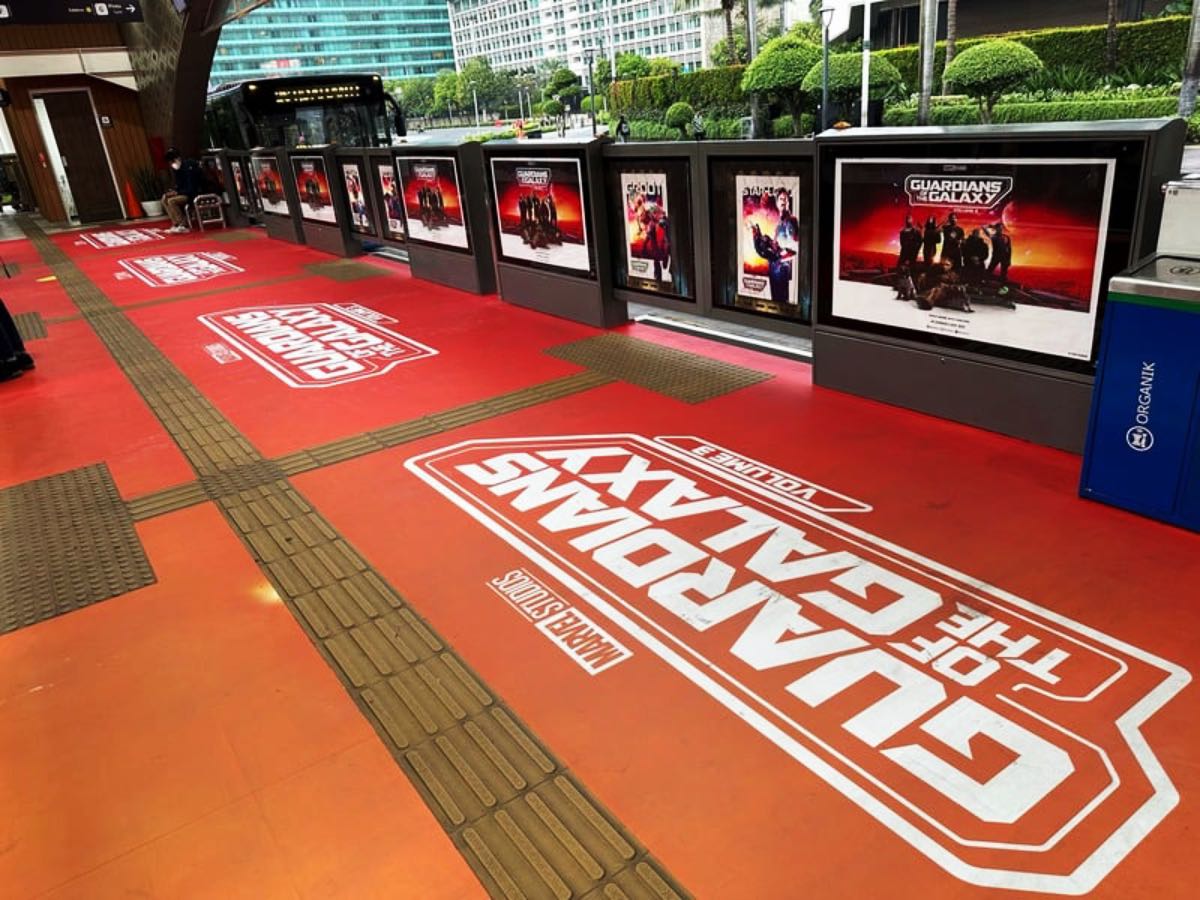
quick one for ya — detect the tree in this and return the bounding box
[542,98,564,118]
[649,57,682,77]
[398,77,435,118]
[594,56,612,88]
[616,52,652,80]
[1182,1,1200,116]
[741,34,822,135]
[1106,0,1121,74]
[942,39,1043,124]
[711,32,749,65]
[543,67,582,106]
[665,101,695,138]
[943,0,959,81]
[432,68,460,118]
[801,51,904,108]
[456,57,508,114]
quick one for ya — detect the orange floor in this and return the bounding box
[1,223,1198,899]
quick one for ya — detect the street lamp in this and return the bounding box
[583,46,597,137]
[469,79,480,128]
[821,4,835,131]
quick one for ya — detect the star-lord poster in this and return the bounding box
[833,158,1116,361]
[491,157,590,274]
[622,173,671,286]
[737,175,802,308]
[397,157,467,249]
[292,156,336,224]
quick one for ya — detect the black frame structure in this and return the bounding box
[364,148,408,252]
[249,147,304,245]
[813,119,1184,452]
[393,142,495,295]
[287,146,360,257]
[199,148,251,228]
[601,140,815,338]
[483,139,624,328]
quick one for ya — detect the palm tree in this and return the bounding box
[674,0,783,64]
[1106,0,1120,74]
[943,0,959,87]
[1182,1,1200,116]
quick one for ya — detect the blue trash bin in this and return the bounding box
[1080,254,1200,531]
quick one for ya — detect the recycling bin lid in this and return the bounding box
[1110,253,1200,305]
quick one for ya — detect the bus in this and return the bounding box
[204,73,405,150]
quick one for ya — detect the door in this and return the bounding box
[39,91,123,224]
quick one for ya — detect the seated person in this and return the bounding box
[161,148,203,234]
[0,298,34,382]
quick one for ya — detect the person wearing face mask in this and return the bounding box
[161,148,202,233]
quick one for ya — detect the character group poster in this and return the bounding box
[231,160,251,211]
[251,157,288,216]
[491,157,590,274]
[621,173,671,285]
[292,156,336,224]
[342,162,373,235]
[377,164,405,239]
[737,175,802,308]
[398,157,467,249]
[833,158,1116,361]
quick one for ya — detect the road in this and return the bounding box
[402,120,606,145]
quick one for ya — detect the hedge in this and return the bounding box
[770,114,817,137]
[627,116,743,142]
[882,96,1180,126]
[877,15,1189,94]
[610,66,748,116]
[1189,111,1200,143]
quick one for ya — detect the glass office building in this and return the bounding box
[209,0,454,87]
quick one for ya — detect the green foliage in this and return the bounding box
[432,68,460,116]
[665,101,695,135]
[609,65,748,117]
[770,113,817,137]
[544,67,582,103]
[542,98,564,117]
[580,95,604,114]
[712,33,749,66]
[742,34,822,135]
[882,95,1179,126]
[876,15,1190,96]
[649,57,682,77]
[801,52,905,104]
[1159,1,1192,15]
[1188,111,1200,142]
[616,52,652,80]
[594,57,612,87]
[456,57,512,112]
[131,166,163,201]
[397,77,435,117]
[787,20,822,45]
[625,115,743,142]
[943,40,1043,121]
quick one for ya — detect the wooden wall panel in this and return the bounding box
[0,24,122,52]
[0,75,154,224]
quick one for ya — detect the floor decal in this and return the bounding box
[117,251,245,287]
[197,302,438,388]
[76,228,167,249]
[407,433,1191,895]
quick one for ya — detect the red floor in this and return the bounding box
[1,225,1197,899]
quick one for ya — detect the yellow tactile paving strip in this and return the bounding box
[18,218,689,900]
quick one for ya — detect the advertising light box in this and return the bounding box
[292,155,337,225]
[397,156,469,250]
[251,156,288,216]
[832,157,1116,362]
[490,156,593,277]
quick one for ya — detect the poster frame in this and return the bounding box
[250,153,290,218]
[290,153,338,226]
[394,153,472,254]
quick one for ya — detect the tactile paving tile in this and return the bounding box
[546,332,773,403]
[18,216,690,900]
[0,463,155,634]
[305,259,387,282]
[12,311,47,342]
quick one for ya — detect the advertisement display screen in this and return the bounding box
[230,160,251,211]
[376,162,405,240]
[342,162,374,235]
[490,156,592,276]
[292,155,337,225]
[622,173,671,285]
[397,156,468,250]
[833,158,1116,362]
[710,160,812,322]
[251,156,288,216]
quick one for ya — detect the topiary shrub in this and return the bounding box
[801,52,905,107]
[665,101,695,138]
[942,39,1044,123]
[542,98,564,118]
[741,35,822,136]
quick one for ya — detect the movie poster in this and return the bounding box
[833,158,1116,361]
[292,155,337,224]
[200,155,225,192]
[231,161,251,211]
[251,157,288,216]
[490,157,590,274]
[342,162,373,235]
[621,172,671,285]
[397,157,467,248]
[737,174,802,308]
[377,163,405,239]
